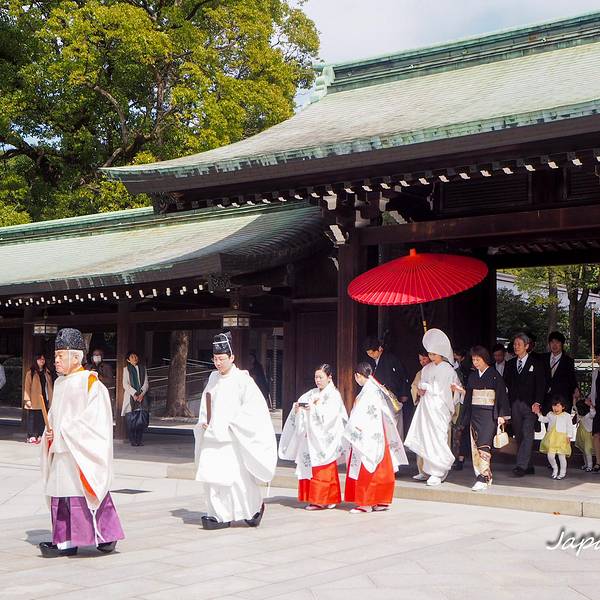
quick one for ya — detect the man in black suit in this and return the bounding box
[363,336,410,437]
[542,331,578,414]
[504,332,546,477]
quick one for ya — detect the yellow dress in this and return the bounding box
[575,425,593,455]
[540,425,572,457]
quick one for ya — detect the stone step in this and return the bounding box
[163,461,600,519]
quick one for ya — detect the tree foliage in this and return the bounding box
[502,265,600,357]
[0,0,319,223]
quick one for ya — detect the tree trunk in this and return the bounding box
[165,330,192,417]
[547,268,559,337]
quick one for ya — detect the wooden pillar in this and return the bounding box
[144,330,154,366]
[115,301,131,440]
[21,308,36,430]
[282,314,297,422]
[485,265,498,348]
[337,235,365,414]
[230,328,249,370]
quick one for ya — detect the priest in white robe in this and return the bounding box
[39,328,124,558]
[279,364,347,510]
[194,332,277,530]
[343,362,408,513]
[405,328,463,486]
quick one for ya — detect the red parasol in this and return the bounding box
[348,248,488,330]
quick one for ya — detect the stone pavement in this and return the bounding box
[2,435,600,599]
[4,425,600,520]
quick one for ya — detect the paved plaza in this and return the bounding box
[1,433,600,600]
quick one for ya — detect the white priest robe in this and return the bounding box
[279,382,348,480]
[41,368,114,510]
[405,361,461,478]
[194,365,277,522]
[343,377,408,478]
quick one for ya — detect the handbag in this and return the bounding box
[127,406,149,431]
[493,424,509,449]
[372,377,402,413]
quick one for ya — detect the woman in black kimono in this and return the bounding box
[459,346,511,491]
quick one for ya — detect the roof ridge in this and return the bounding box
[317,10,600,94]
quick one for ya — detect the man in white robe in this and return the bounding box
[39,328,124,557]
[405,329,463,486]
[194,332,277,529]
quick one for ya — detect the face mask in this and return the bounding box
[92,355,102,365]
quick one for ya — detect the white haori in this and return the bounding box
[579,407,596,433]
[194,365,277,522]
[41,368,114,511]
[343,377,408,480]
[405,360,461,478]
[538,411,575,435]
[279,382,348,480]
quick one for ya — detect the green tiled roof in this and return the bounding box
[103,12,600,186]
[0,203,326,295]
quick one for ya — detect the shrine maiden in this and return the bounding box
[405,328,463,486]
[343,362,408,513]
[194,332,277,529]
[39,328,124,557]
[279,364,347,510]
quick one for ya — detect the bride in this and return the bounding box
[405,328,463,486]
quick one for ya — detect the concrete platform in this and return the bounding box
[166,461,600,519]
[4,425,600,520]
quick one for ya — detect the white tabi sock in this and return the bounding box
[57,540,74,550]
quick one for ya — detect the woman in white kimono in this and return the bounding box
[405,328,463,486]
[279,364,347,510]
[194,332,277,530]
[343,362,408,513]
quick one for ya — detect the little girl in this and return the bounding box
[575,399,596,472]
[536,396,573,480]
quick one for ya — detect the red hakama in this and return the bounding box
[298,461,342,505]
[344,445,395,506]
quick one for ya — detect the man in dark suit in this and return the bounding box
[542,331,578,414]
[363,336,410,437]
[504,332,546,477]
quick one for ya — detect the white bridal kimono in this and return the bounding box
[194,365,277,522]
[41,368,114,510]
[343,377,408,478]
[405,361,461,478]
[279,382,348,479]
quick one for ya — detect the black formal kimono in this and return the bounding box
[460,367,510,483]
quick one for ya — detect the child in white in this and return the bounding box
[575,399,596,472]
[534,396,573,480]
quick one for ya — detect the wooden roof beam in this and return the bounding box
[359,204,600,247]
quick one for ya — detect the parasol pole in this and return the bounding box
[419,304,428,333]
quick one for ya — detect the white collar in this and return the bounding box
[478,367,489,377]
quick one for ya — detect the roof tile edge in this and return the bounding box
[317,10,600,93]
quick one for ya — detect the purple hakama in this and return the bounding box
[51,493,125,547]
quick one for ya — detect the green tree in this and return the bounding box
[506,265,599,357]
[0,0,319,222]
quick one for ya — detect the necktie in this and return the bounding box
[517,359,523,374]
[551,356,560,377]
